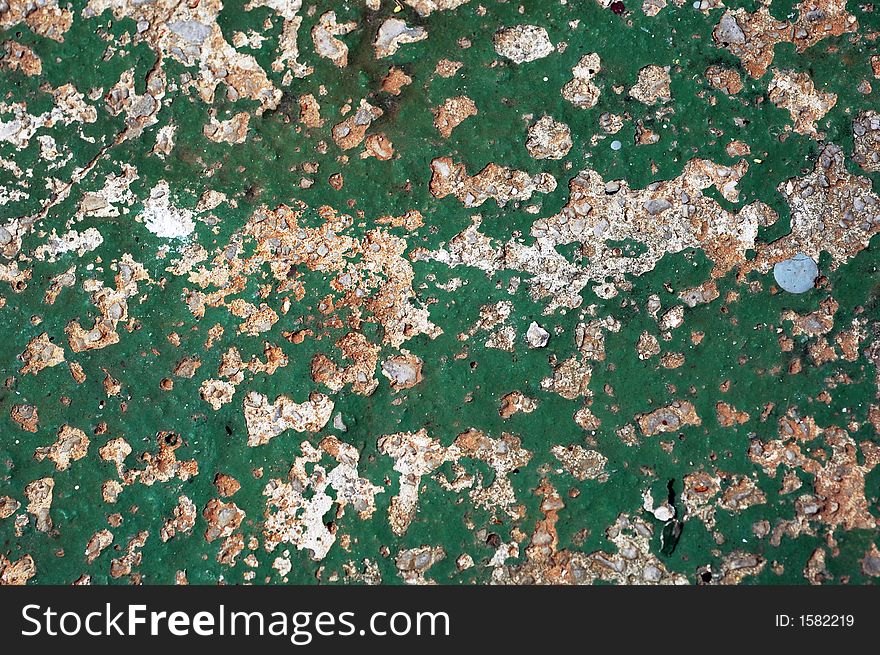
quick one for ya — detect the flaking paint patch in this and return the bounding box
[140,181,196,239]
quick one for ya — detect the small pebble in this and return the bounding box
[526,321,550,348]
[773,253,818,294]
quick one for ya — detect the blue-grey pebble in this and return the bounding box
[773,253,818,294]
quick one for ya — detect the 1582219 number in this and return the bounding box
[799,615,855,627]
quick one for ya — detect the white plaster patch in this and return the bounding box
[140,181,195,239]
